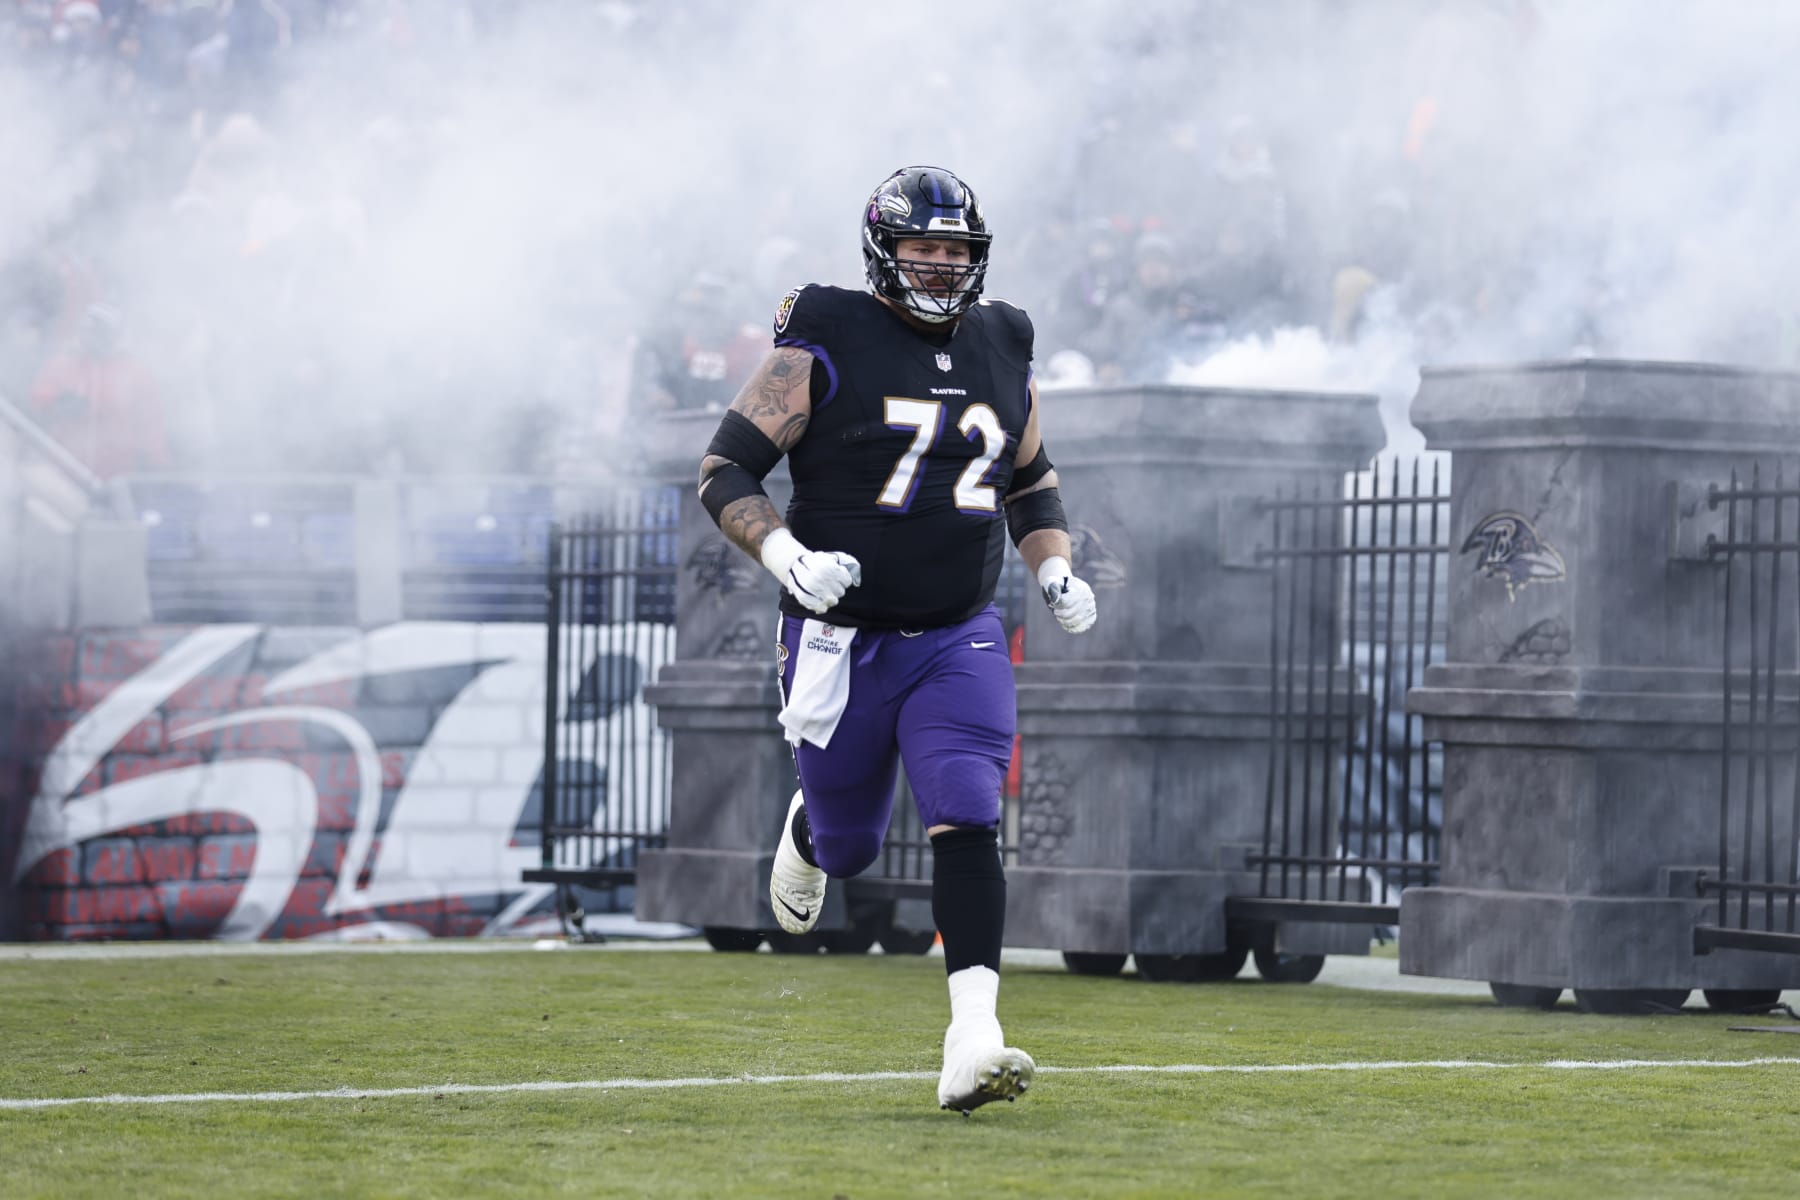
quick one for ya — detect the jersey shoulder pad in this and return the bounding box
[772,283,854,346]
[975,296,1034,363]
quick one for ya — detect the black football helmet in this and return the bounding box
[861,166,992,323]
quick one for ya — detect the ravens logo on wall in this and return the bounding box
[1460,511,1566,601]
[1070,524,1127,587]
[686,535,759,596]
[713,620,765,659]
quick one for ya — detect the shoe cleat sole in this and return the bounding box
[937,1048,1034,1115]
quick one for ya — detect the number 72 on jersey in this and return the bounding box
[877,397,1007,514]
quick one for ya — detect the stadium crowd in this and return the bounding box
[2,0,535,479]
[5,0,1791,486]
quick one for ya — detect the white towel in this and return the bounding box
[779,619,858,748]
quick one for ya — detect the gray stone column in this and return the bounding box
[1008,384,1385,958]
[1403,360,1800,995]
[632,415,836,933]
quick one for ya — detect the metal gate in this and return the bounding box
[1696,464,1800,956]
[524,486,680,903]
[1231,456,1450,928]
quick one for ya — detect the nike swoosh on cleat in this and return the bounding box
[777,897,813,924]
[970,641,996,649]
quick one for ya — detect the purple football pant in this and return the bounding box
[778,605,1015,879]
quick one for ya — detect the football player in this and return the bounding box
[697,165,1097,1114]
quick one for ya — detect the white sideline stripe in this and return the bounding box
[6,1058,1800,1111]
[1040,1058,1800,1074]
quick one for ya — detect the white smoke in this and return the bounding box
[1169,315,1425,454]
[0,74,101,266]
[1154,1,1800,450]
[1,0,1797,469]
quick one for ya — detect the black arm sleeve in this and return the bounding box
[705,410,783,478]
[1005,486,1069,548]
[699,410,784,526]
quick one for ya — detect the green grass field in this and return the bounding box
[4,943,1799,1198]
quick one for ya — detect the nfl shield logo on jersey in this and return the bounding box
[936,352,952,372]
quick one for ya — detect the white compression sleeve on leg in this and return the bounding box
[947,965,1000,1029]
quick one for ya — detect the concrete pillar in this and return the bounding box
[1403,360,1800,996]
[73,520,151,628]
[15,513,75,630]
[354,481,404,627]
[1007,384,1385,959]
[3,448,94,631]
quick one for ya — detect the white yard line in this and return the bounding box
[5,1058,1800,1111]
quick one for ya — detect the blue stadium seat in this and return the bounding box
[194,508,303,563]
[415,513,531,566]
[132,482,207,562]
[139,510,199,562]
[301,512,357,568]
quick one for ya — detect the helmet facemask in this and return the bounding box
[865,229,990,323]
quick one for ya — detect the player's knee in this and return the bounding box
[811,829,882,878]
[913,756,1005,829]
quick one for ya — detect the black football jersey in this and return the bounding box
[771,284,1034,629]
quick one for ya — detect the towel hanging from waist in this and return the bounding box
[779,619,858,748]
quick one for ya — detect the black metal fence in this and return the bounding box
[524,487,680,896]
[1235,456,1449,926]
[1696,464,1800,956]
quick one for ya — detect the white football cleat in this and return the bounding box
[937,1021,1034,1115]
[769,789,826,935]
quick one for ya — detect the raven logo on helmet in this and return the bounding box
[861,165,993,324]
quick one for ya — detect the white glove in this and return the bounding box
[761,528,862,615]
[1037,555,1097,633]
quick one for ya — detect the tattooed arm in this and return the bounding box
[697,345,858,615]
[697,345,813,558]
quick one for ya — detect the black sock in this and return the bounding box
[792,802,819,868]
[930,826,1005,975]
